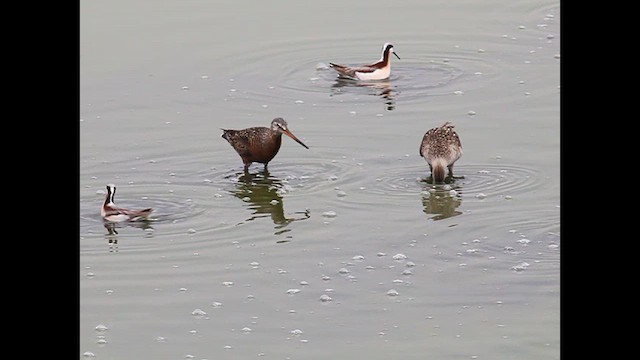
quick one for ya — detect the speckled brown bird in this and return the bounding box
[101,184,154,222]
[221,117,309,172]
[419,122,463,183]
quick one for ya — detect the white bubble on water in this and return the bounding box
[511,262,530,271]
[286,289,301,295]
[322,211,337,218]
[191,309,207,316]
[393,253,407,260]
[387,289,399,297]
[95,324,108,332]
[320,294,333,302]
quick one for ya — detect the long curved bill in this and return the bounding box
[283,129,309,149]
[393,51,401,60]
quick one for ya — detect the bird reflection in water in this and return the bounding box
[231,169,310,239]
[330,78,397,111]
[420,182,463,221]
[103,220,154,252]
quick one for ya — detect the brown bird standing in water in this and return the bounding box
[221,117,309,172]
[419,122,463,183]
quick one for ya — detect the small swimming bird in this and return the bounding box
[419,122,463,183]
[101,184,154,222]
[221,117,309,172]
[329,43,400,81]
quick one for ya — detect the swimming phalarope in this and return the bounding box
[101,184,154,222]
[222,117,309,172]
[419,122,463,183]
[329,43,400,81]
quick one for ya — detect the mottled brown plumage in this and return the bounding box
[222,117,309,171]
[419,122,463,183]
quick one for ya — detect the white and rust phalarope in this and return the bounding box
[101,184,154,222]
[420,122,463,183]
[329,43,401,81]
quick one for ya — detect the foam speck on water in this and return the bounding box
[320,294,333,302]
[322,211,337,218]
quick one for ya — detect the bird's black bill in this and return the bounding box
[393,52,401,60]
[283,129,309,149]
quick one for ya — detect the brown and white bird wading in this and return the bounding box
[221,117,309,172]
[419,122,463,183]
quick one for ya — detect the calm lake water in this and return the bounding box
[80,0,560,358]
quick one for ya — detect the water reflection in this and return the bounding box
[331,78,397,111]
[420,182,463,221]
[230,169,310,237]
[103,221,153,252]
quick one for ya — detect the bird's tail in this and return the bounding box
[432,158,447,184]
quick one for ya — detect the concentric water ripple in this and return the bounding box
[220,37,501,111]
[364,161,545,201]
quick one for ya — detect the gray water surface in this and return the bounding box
[80,0,560,358]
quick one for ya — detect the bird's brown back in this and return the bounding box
[222,127,282,164]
